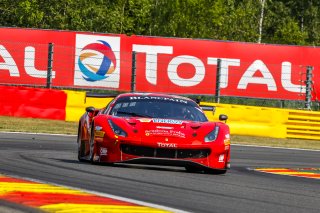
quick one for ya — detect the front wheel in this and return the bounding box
[205,168,227,175]
[89,126,98,164]
[185,165,202,173]
[77,126,85,162]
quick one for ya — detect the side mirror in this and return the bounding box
[219,114,228,122]
[86,106,95,113]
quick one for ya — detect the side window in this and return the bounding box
[109,101,138,116]
[102,99,115,114]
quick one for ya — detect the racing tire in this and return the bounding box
[185,165,202,173]
[77,126,85,162]
[205,168,227,175]
[89,125,98,164]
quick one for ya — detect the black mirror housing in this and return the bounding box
[86,106,95,113]
[219,114,228,122]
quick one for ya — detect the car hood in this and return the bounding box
[111,117,217,145]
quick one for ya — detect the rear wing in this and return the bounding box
[86,93,118,98]
[85,92,117,103]
[200,105,216,113]
[84,93,118,115]
[191,98,216,113]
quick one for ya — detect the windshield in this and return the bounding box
[109,96,208,122]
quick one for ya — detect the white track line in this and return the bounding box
[1,130,189,212]
[232,143,320,152]
[1,131,318,211]
[0,131,76,137]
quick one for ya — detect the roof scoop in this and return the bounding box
[126,119,137,125]
[190,123,201,129]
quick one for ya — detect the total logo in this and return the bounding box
[74,34,120,88]
[78,40,116,81]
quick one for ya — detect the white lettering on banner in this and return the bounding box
[132,44,173,85]
[168,55,205,86]
[238,60,277,91]
[24,47,56,78]
[207,58,241,88]
[133,44,304,93]
[281,62,306,93]
[0,45,19,76]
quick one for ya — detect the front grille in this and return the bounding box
[120,144,210,159]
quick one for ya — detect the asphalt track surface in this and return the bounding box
[0,132,319,213]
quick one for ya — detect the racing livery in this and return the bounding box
[77,93,230,174]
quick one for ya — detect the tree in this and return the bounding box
[258,0,266,43]
[0,0,320,46]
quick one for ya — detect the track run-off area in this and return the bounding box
[0,132,319,213]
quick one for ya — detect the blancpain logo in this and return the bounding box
[157,142,177,148]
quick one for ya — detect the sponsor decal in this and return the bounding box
[129,96,188,104]
[95,126,103,131]
[152,119,183,124]
[224,134,230,149]
[156,126,174,130]
[95,130,105,138]
[100,147,108,156]
[145,129,186,138]
[218,154,225,162]
[224,139,231,146]
[157,142,177,148]
[114,135,119,144]
[74,34,120,88]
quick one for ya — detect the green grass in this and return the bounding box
[0,116,319,150]
[0,116,78,135]
[232,135,320,150]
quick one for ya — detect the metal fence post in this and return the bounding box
[304,66,313,110]
[215,58,221,103]
[131,51,136,92]
[46,43,54,89]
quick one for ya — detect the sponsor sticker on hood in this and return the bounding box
[152,119,183,124]
[145,129,186,138]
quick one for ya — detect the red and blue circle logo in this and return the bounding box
[78,40,117,82]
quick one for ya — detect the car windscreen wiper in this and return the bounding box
[116,111,152,118]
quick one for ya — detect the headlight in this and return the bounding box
[204,126,219,142]
[108,120,127,137]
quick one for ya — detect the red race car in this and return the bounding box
[77,93,230,174]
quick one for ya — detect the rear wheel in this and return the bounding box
[77,126,85,162]
[89,126,98,164]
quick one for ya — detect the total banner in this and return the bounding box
[0,27,319,101]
